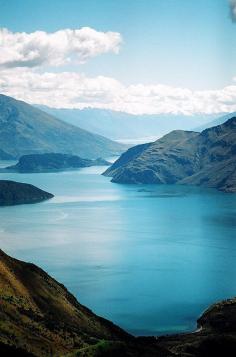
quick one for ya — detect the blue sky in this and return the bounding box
[0,0,235,89]
[0,0,235,114]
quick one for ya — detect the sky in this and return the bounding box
[0,0,236,115]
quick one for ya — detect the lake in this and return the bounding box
[0,161,236,336]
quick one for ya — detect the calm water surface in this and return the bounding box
[0,161,236,335]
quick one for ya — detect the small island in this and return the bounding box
[5,153,111,173]
[0,180,54,206]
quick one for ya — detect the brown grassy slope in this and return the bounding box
[0,249,131,357]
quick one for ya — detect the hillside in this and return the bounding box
[0,95,124,160]
[104,118,236,192]
[0,249,169,357]
[6,153,110,173]
[0,249,236,356]
[0,180,53,206]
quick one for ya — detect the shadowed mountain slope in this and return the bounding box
[0,94,125,160]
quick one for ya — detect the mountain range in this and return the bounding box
[37,106,220,141]
[104,117,236,193]
[0,95,125,160]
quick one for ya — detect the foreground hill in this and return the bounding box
[0,94,124,159]
[0,180,53,206]
[5,153,110,173]
[0,249,169,357]
[104,117,236,193]
[0,249,236,356]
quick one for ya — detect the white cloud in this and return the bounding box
[1,26,235,115]
[1,68,236,115]
[0,27,122,68]
[230,0,236,21]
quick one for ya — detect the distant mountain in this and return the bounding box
[194,112,236,132]
[6,153,110,173]
[1,248,236,356]
[104,117,236,193]
[0,180,53,205]
[0,95,125,160]
[37,105,217,141]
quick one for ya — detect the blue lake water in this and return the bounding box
[0,161,236,336]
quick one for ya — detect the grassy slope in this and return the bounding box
[0,249,130,357]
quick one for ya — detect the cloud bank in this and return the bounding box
[1,68,236,115]
[0,27,122,68]
[0,26,235,116]
[230,0,236,21]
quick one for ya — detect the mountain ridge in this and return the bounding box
[0,94,125,160]
[104,117,236,192]
[37,105,218,140]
